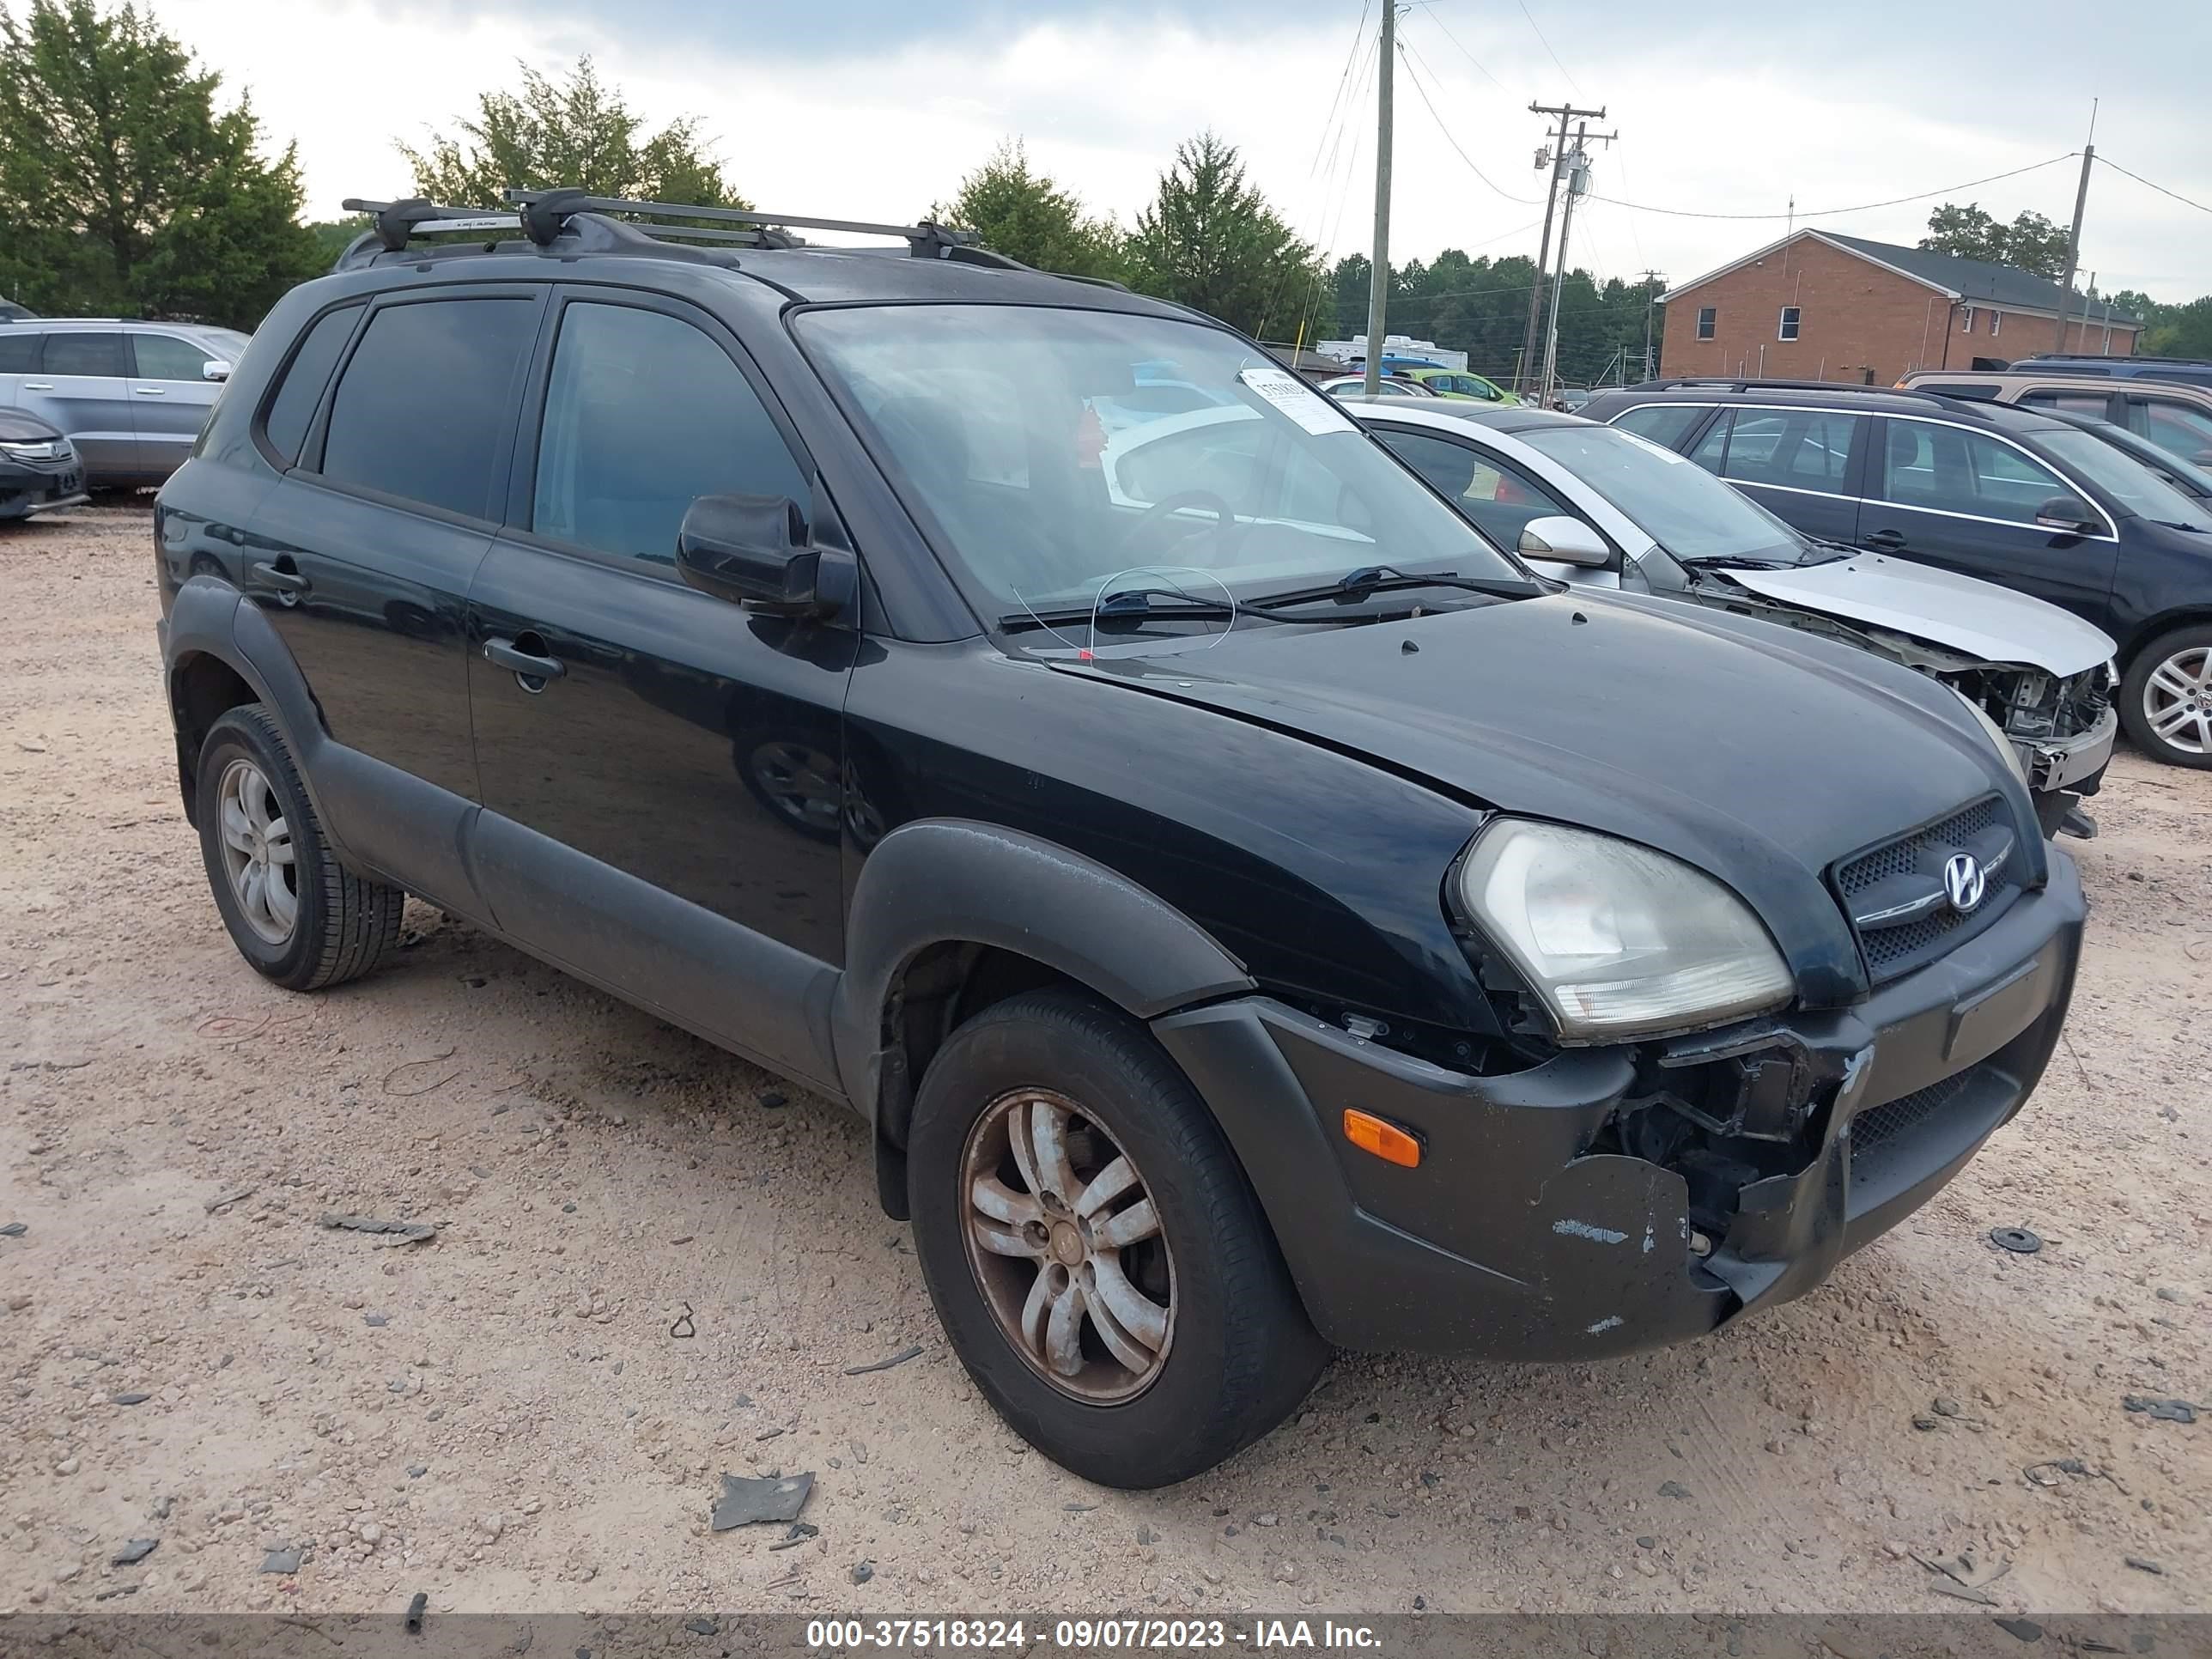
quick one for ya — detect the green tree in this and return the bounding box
[1919,202,2069,277]
[931,139,1125,281]
[306,216,370,268]
[401,55,744,210]
[0,0,322,326]
[2144,295,2212,358]
[1124,131,1319,337]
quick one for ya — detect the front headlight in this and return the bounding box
[0,438,64,460]
[1951,686,2027,784]
[1455,819,1794,1041]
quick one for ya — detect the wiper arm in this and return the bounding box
[1249,563,1536,611]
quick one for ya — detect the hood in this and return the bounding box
[1715,552,2114,676]
[1060,592,2037,1006]
[0,407,65,444]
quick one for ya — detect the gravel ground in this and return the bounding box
[2,503,2207,1620]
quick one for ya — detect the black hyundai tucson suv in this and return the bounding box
[1581,380,2212,770]
[154,191,2085,1488]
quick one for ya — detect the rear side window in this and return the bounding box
[261,306,362,465]
[1611,404,1707,451]
[0,331,39,373]
[43,332,126,376]
[1722,410,1860,491]
[319,298,538,519]
[531,302,806,564]
[2129,398,2212,465]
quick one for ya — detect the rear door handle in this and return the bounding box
[22,380,53,391]
[132,386,167,396]
[251,560,310,594]
[484,635,566,686]
[1863,528,1906,551]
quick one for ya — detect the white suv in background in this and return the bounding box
[0,318,249,487]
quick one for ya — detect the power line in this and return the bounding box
[1395,37,1540,205]
[1269,2,1375,348]
[1408,3,1516,98]
[1586,152,2076,221]
[2095,155,2212,216]
[1513,0,1582,98]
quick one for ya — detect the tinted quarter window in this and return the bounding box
[132,333,216,381]
[531,303,806,564]
[319,298,538,520]
[1612,404,1707,451]
[1879,421,2067,524]
[261,305,362,465]
[0,331,38,373]
[43,332,126,376]
[2021,391,2112,418]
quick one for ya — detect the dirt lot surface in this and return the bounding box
[2,503,2208,1620]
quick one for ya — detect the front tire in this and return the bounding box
[2119,626,2212,769]
[195,704,405,990]
[907,989,1327,1488]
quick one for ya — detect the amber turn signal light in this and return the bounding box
[1342,1108,1421,1168]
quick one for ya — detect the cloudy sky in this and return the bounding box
[159,0,2212,306]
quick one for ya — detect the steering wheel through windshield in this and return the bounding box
[1116,489,1242,567]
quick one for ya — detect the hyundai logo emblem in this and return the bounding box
[1943,852,1987,914]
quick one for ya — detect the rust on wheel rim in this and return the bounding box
[958,1088,1176,1404]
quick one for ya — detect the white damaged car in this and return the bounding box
[1347,399,2118,839]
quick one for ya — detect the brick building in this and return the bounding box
[1658,230,2140,385]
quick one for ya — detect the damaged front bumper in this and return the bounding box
[1152,851,2083,1358]
[2014,704,2116,797]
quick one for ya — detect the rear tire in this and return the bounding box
[907,988,1327,1488]
[195,704,405,990]
[2118,626,2212,769]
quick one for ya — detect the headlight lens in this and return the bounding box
[1456,819,1793,1041]
[1952,686,2027,784]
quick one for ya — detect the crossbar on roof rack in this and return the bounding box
[501,190,975,256]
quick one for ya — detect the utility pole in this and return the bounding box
[2054,103,2097,352]
[1638,268,1666,381]
[1361,2,1395,398]
[1537,119,1617,404]
[1516,100,1606,397]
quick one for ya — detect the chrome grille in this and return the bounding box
[1833,796,2020,983]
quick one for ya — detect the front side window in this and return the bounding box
[1721,410,1859,491]
[2021,390,2113,419]
[1778,307,1801,342]
[1372,427,1577,550]
[1520,425,1810,564]
[131,333,216,381]
[2033,427,2212,530]
[1696,307,1717,341]
[43,332,126,377]
[319,298,538,520]
[532,303,805,564]
[1878,420,2069,525]
[795,305,1522,617]
[2129,398,2212,469]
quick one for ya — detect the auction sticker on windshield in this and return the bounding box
[1239,366,1356,435]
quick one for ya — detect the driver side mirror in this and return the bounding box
[677,494,828,615]
[1517,515,1612,568]
[2033,495,2099,536]
[202,360,230,383]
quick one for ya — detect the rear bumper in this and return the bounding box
[2017,705,2116,796]
[1154,852,2083,1358]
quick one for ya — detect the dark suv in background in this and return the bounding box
[154,191,2083,1486]
[1583,380,2212,769]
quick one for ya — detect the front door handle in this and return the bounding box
[484,635,566,688]
[251,559,310,594]
[21,380,53,391]
[1863,528,1906,551]
[133,386,167,396]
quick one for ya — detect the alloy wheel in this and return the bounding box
[959,1088,1176,1403]
[216,757,298,945]
[2143,646,2212,757]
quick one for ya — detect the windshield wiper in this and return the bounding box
[1000,586,1238,634]
[1248,563,1537,611]
[1685,555,1796,571]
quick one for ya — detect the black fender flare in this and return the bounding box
[831,818,1255,1130]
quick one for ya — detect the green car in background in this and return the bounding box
[1406,366,1519,404]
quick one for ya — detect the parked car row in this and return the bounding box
[0,316,246,489]
[155,188,2088,1487]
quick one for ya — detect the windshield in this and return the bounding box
[1515,424,1818,564]
[192,326,253,360]
[2038,428,2212,530]
[797,306,1522,614]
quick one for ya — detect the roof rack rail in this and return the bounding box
[1643,375,1998,410]
[501,190,979,258]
